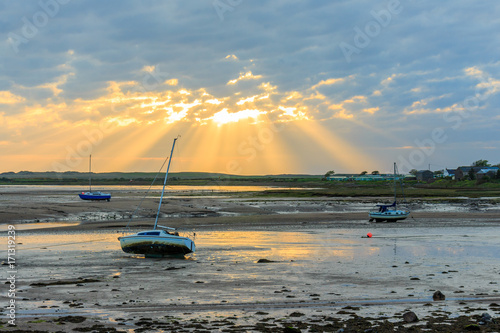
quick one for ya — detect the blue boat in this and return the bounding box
[79,191,111,201]
[78,155,111,201]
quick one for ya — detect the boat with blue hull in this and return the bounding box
[78,155,111,201]
[79,191,111,201]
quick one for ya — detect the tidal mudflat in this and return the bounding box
[3,224,500,332]
[1,186,500,332]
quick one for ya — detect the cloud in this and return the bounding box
[363,107,379,114]
[0,91,25,104]
[227,71,263,85]
[165,79,178,86]
[310,78,345,90]
[225,54,238,61]
[210,108,265,126]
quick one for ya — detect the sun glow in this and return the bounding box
[211,109,266,126]
[1,72,389,174]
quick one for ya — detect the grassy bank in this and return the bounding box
[254,179,500,198]
[1,175,500,198]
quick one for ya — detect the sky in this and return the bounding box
[1,0,499,175]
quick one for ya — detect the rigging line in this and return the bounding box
[124,156,170,230]
[18,237,112,251]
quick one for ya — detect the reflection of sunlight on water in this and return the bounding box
[12,227,500,264]
[0,222,80,231]
[11,225,500,321]
[13,232,120,253]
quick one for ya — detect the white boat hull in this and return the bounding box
[118,230,195,257]
[369,210,410,222]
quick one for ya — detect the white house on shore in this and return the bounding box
[327,174,407,181]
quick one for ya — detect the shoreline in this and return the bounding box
[8,211,500,234]
[1,186,499,231]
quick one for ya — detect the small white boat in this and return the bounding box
[369,202,410,222]
[118,137,196,257]
[369,163,409,222]
[119,228,195,256]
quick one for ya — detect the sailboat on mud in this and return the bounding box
[118,137,195,257]
[369,162,410,222]
[78,155,111,201]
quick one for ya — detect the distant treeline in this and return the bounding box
[0,171,323,185]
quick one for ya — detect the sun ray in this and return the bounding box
[292,120,376,172]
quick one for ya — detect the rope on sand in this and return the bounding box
[18,237,112,250]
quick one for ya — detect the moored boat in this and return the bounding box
[79,191,111,201]
[119,228,195,256]
[369,202,409,222]
[369,163,409,222]
[78,155,111,201]
[118,137,196,257]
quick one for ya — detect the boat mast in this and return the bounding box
[153,137,178,230]
[393,162,397,205]
[89,155,92,192]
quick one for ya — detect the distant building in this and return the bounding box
[455,167,474,180]
[327,176,350,181]
[476,167,499,180]
[327,175,407,181]
[455,166,499,180]
[416,170,433,182]
[444,169,456,179]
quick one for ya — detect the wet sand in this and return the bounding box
[1,186,500,332]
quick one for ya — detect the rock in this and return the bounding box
[480,312,493,324]
[433,290,445,301]
[257,258,275,263]
[57,315,86,323]
[283,327,301,333]
[464,324,481,331]
[402,311,418,323]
